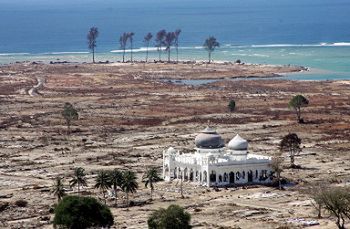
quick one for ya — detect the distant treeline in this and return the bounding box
[87,27,220,63]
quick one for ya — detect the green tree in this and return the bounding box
[144,32,153,62]
[203,36,220,63]
[270,154,284,190]
[148,204,191,229]
[318,187,350,229]
[109,169,123,206]
[52,177,66,203]
[228,99,236,112]
[309,185,324,219]
[62,102,78,134]
[94,170,112,204]
[119,32,129,63]
[288,95,309,123]
[121,171,138,206]
[174,29,181,63]
[53,196,114,229]
[280,133,301,168]
[87,27,99,63]
[155,29,166,61]
[142,167,162,200]
[69,167,88,195]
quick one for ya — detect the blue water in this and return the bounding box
[1,0,350,80]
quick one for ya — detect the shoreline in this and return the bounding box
[0,60,307,81]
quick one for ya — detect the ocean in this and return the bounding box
[1,0,350,80]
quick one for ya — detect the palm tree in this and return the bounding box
[109,169,123,206]
[52,177,66,202]
[203,36,220,63]
[94,170,112,204]
[87,27,99,63]
[143,32,153,62]
[121,171,138,206]
[164,32,176,63]
[69,167,87,195]
[119,32,128,63]
[155,29,166,61]
[174,29,181,63]
[128,32,135,62]
[142,167,162,200]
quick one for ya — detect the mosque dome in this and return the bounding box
[228,134,248,150]
[195,127,225,149]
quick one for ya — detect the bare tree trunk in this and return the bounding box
[168,49,171,63]
[208,52,211,63]
[122,48,125,63]
[151,188,153,200]
[126,192,129,206]
[92,47,95,63]
[146,44,149,62]
[130,42,133,62]
[114,188,118,206]
[290,150,295,167]
[176,46,179,63]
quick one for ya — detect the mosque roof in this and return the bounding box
[195,126,225,149]
[228,134,248,150]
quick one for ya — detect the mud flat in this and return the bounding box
[0,62,349,228]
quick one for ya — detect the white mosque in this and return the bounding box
[162,126,273,187]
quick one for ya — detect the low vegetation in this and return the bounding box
[53,196,114,229]
[148,204,191,229]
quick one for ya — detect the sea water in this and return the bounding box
[0,0,349,80]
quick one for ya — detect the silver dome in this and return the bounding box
[195,127,225,149]
[228,134,248,150]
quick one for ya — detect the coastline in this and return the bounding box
[0,61,307,81]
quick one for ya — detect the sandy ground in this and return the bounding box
[0,62,349,228]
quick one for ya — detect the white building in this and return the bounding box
[163,127,273,187]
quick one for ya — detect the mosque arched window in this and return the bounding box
[210,171,216,183]
[236,172,241,180]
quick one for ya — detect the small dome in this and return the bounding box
[167,147,176,154]
[195,127,225,149]
[228,134,248,150]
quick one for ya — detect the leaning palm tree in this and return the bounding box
[128,32,135,62]
[69,167,88,195]
[121,171,138,206]
[109,169,123,206]
[164,32,175,62]
[174,29,181,62]
[142,167,162,200]
[203,36,220,63]
[155,29,166,61]
[52,177,66,203]
[143,32,153,62]
[119,32,129,63]
[94,170,112,204]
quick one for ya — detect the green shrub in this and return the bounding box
[53,196,113,229]
[148,204,191,229]
[14,199,28,207]
[228,100,236,112]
